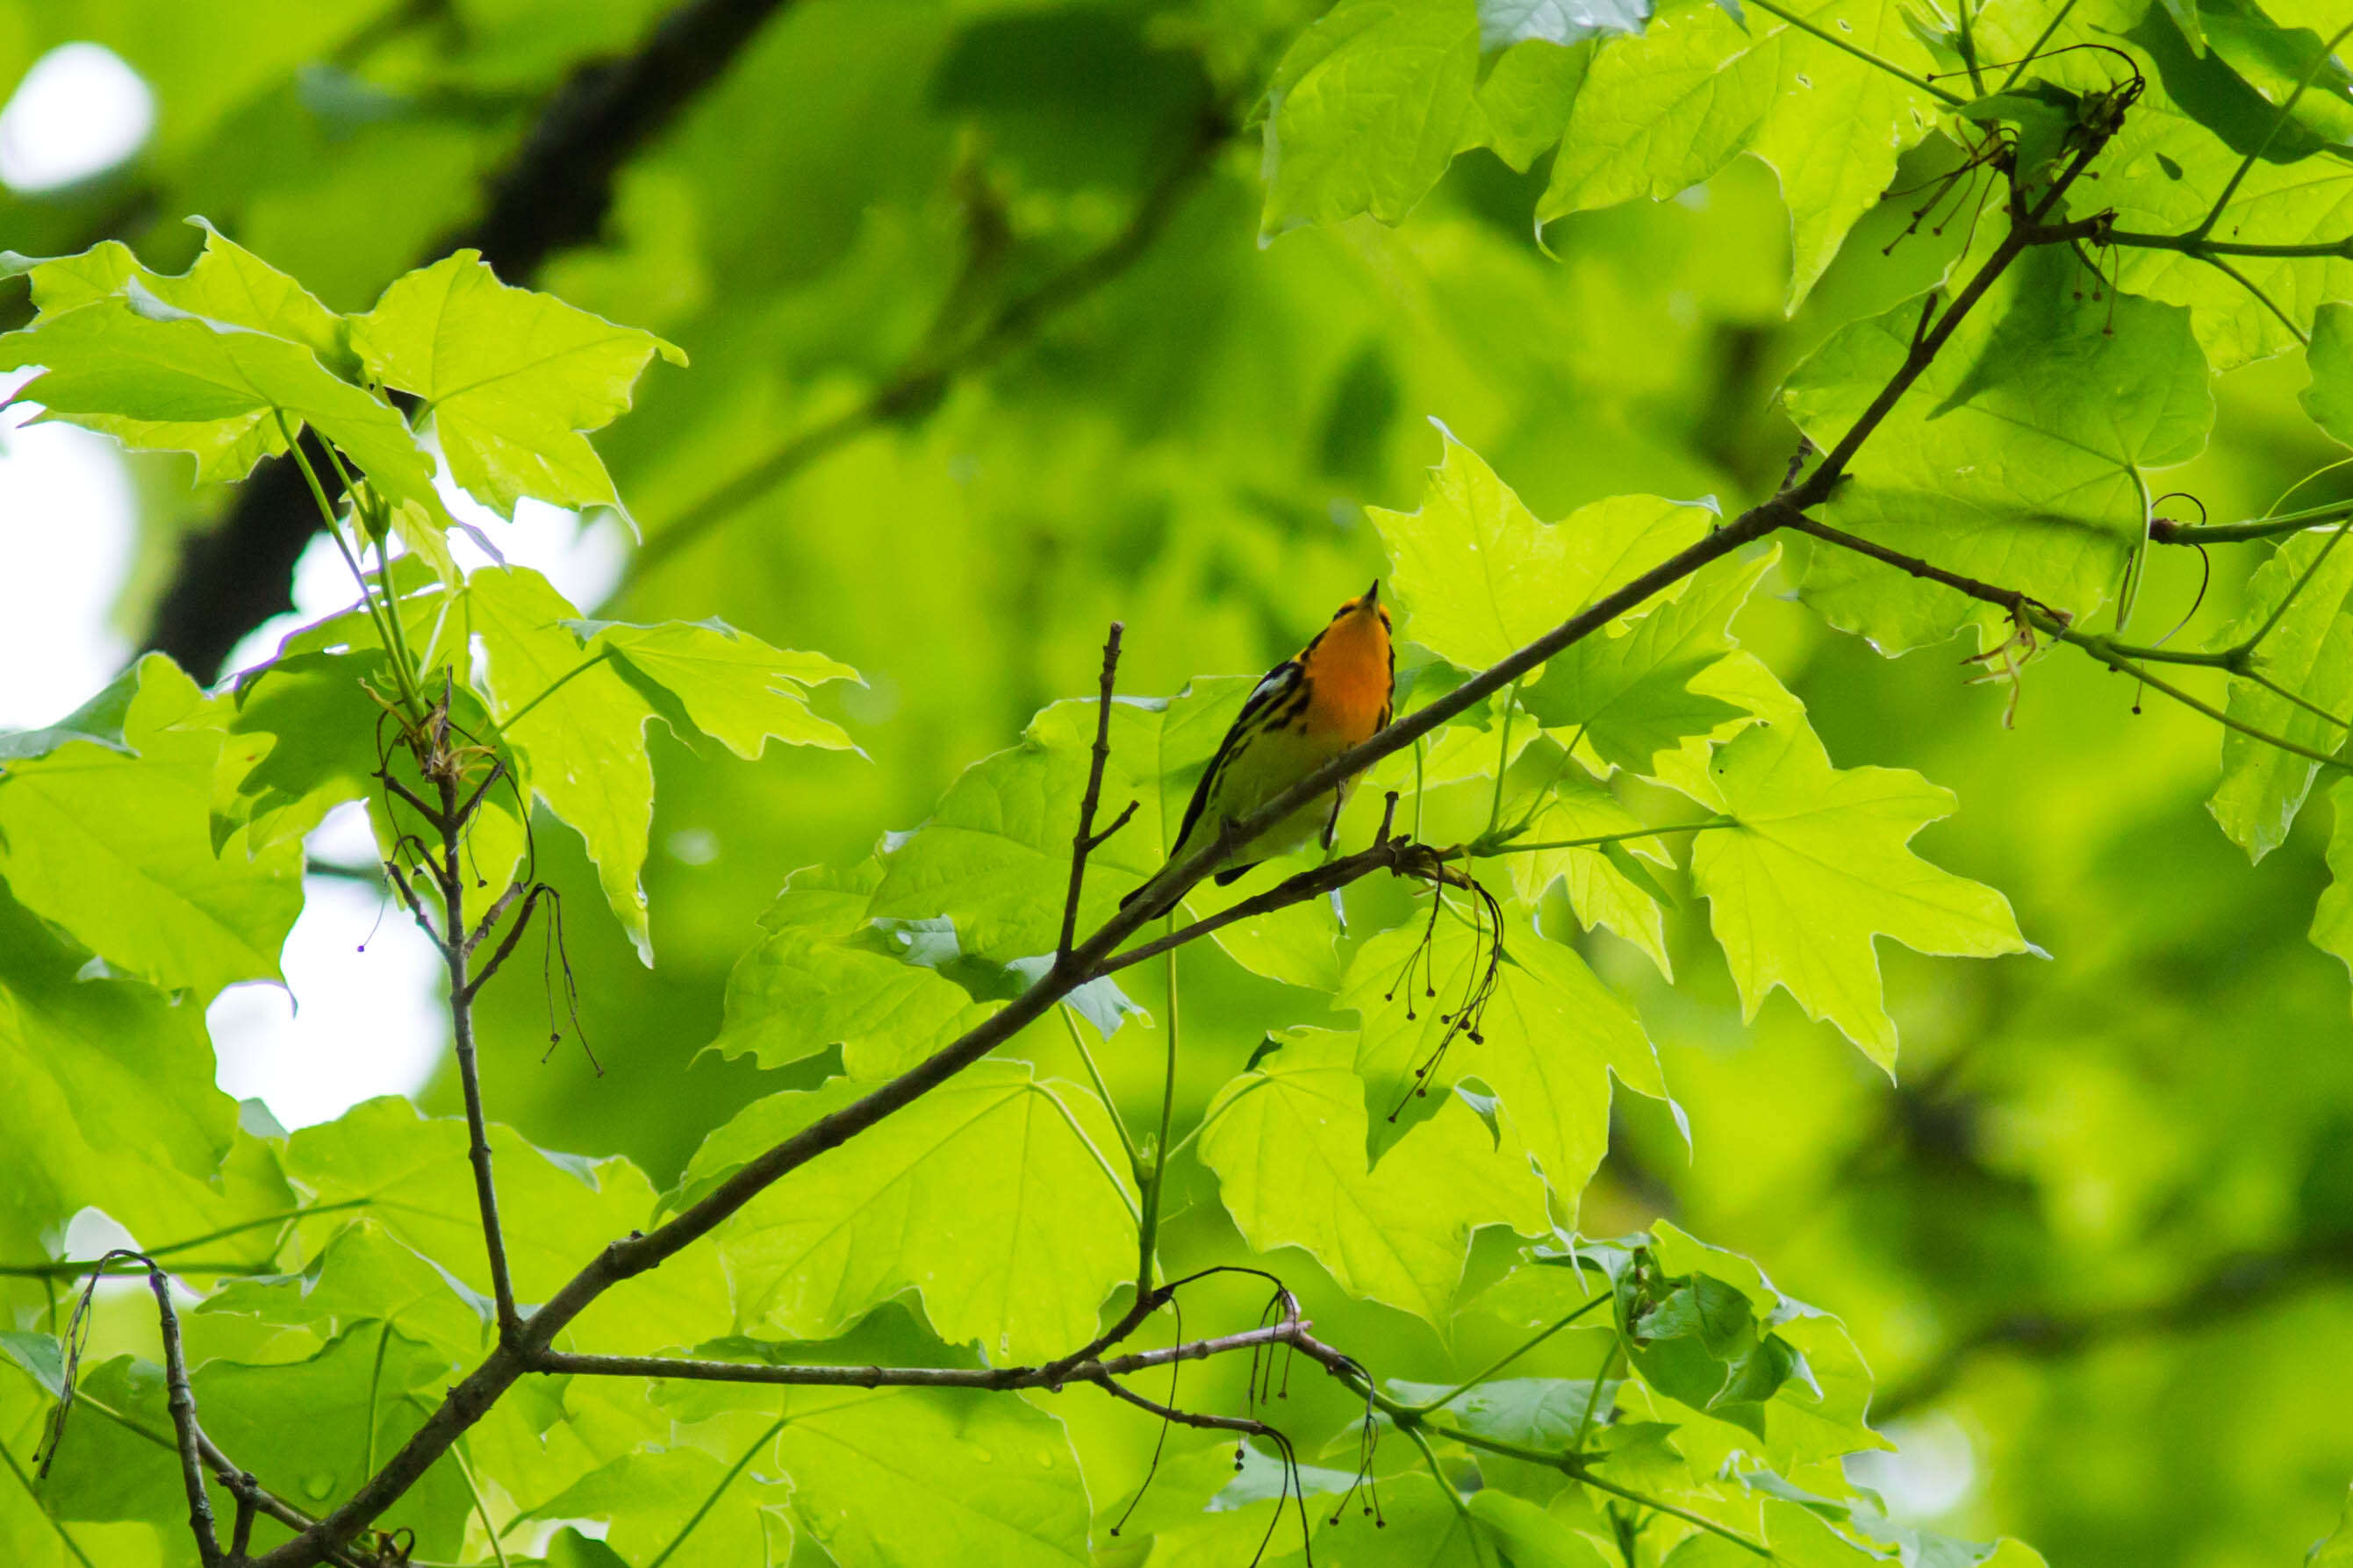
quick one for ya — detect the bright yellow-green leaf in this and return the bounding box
[1372,426,1715,669]
[577,616,860,758]
[351,250,685,515]
[1198,1027,1547,1321]
[463,566,661,961]
[1784,248,2213,651]
[0,655,302,999]
[1259,0,1487,240]
[768,1386,1091,1568]
[1659,714,2027,1067]
[1345,912,1662,1197]
[2209,526,2353,859]
[1506,770,1676,976]
[681,1061,1137,1363]
[283,1098,733,1357]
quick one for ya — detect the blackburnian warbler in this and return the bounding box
[1123,581,1395,914]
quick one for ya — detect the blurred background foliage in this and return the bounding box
[4,0,2352,1563]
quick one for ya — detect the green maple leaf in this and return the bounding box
[1259,0,1487,240]
[0,655,303,999]
[680,1060,1137,1364]
[518,1446,790,1567]
[3,221,357,481]
[1198,1028,1547,1323]
[1343,915,1663,1195]
[41,1334,474,1557]
[766,1387,1090,1568]
[2208,526,2353,859]
[710,864,998,1078]
[351,250,685,515]
[283,1099,733,1357]
[1504,770,1677,977]
[1521,547,1770,772]
[200,1219,495,1370]
[1784,246,2213,652]
[0,883,291,1267]
[1372,425,1716,669]
[1745,0,1941,304]
[2314,778,2353,989]
[462,566,663,959]
[0,272,442,517]
[1639,1221,1890,1466]
[1384,1374,1616,1448]
[2308,303,2353,446]
[1540,2,1778,222]
[1656,713,2027,1066]
[571,617,860,758]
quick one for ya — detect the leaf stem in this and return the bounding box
[1476,820,1729,858]
[490,647,613,737]
[1135,934,1183,1293]
[646,1419,784,1568]
[1402,1291,1611,1415]
[1485,678,1522,836]
[1059,1005,1144,1180]
[2153,498,2353,544]
[2107,229,2353,261]
[2235,509,2353,655]
[1401,1421,1490,1565]
[2190,20,2353,240]
[274,410,422,724]
[449,1440,509,1568]
[0,1439,96,1568]
[1744,0,1965,104]
[1998,0,2078,92]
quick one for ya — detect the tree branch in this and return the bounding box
[1874,1232,2353,1421]
[141,1261,223,1568]
[141,0,807,679]
[528,1318,1311,1392]
[433,766,521,1342]
[618,104,1235,587]
[1058,624,1125,966]
[2152,498,2353,545]
[1790,513,2353,771]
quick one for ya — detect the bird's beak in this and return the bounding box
[1366,579,1381,605]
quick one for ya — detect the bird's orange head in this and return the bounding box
[1300,580,1395,739]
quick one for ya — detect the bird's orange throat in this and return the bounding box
[1307,608,1393,741]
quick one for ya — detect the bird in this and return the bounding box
[1123,581,1395,917]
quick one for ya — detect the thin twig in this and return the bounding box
[141,1260,224,1568]
[1059,624,1125,966]
[434,770,521,1342]
[1090,1373,1275,1439]
[463,884,550,1001]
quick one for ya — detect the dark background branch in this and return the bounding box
[1874,1232,2353,1421]
[141,0,802,680]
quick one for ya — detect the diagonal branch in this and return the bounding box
[1058,624,1126,966]
[1790,513,2353,771]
